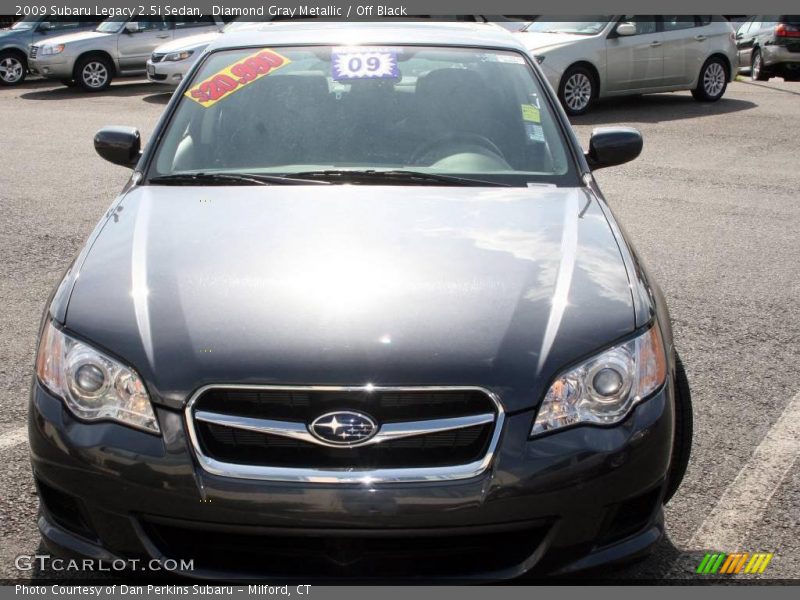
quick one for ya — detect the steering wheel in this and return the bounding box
[409,132,506,166]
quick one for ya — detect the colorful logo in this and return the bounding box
[696,552,774,574]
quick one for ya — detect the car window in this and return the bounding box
[617,16,658,36]
[661,16,695,32]
[42,16,86,32]
[134,17,171,32]
[524,17,611,35]
[737,18,753,37]
[175,16,217,29]
[150,45,576,186]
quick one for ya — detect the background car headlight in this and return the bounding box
[35,321,159,434]
[164,50,194,62]
[40,44,65,56]
[531,325,667,436]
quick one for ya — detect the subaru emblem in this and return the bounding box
[309,411,378,446]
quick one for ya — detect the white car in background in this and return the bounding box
[146,20,261,86]
[516,15,738,115]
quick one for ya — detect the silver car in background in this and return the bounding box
[146,21,261,87]
[0,15,103,86]
[29,15,223,92]
[516,16,737,114]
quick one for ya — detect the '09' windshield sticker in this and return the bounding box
[332,47,400,81]
[185,49,291,108]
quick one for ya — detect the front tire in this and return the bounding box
[558,65,595,116]
[664,353,693,503]
[0,51,27,86]
[751,49,770,81]
[75,55,113,92]
[691,57,728,102]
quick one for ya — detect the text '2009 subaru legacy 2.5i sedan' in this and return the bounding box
[30,22,692,580]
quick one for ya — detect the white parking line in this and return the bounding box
[686,390,800,550]
[0,426,27,451]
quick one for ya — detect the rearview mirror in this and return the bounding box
[37,22,51,32]
[124,22,140,33]
[94,126,141,168]
[616,22,636,36]
[585,127,642,170]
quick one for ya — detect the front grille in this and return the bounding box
[142,518,550,578]
[29,46,39,59]
[186,386,502,482]
[150,53,165,63]
[197,420,492,469]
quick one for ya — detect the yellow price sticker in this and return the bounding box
[185,48,291,108]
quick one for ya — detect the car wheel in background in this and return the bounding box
[0,51,27,86]
[663,353,693,503]
[558,65,595,116]
[75,56,113,92]
[751,49,770,81]
[691,57,728,102]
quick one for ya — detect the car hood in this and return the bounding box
[65,185,636,412]
[34,30,109,47]
[154,31,219,53]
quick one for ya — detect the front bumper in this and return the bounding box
[28,55,73,79]
[146,58,188,86]
[29,379,674,580]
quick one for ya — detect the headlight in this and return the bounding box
[531,325,667,436]
[163,50,194,62]
[40,44,65,56]
[35,321,159,434]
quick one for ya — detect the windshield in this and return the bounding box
[11,16,38,30]
[151,45,574,186]
[524,17,611,35]
[96,18,125,33]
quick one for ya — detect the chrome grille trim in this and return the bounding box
[185,384,505,484]
[195,410,495,448]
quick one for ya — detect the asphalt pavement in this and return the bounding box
[0,76,798,582]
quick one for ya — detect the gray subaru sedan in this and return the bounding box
[30,22,691,580]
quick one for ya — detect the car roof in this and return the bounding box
[205,21,527,54]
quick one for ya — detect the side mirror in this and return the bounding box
[585,127,642,170]
[37,22,51,32]
[124,22,140,34]
[616,22,637,36]
[735,31,744,40]
[94,126,141,168]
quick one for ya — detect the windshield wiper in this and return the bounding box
[148,172,329,186]
[290,170,511,187]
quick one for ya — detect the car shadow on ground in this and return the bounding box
[142,90,174,105]
[570,93,757,126]
[19,81,158,101]
[740,80,800,96]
